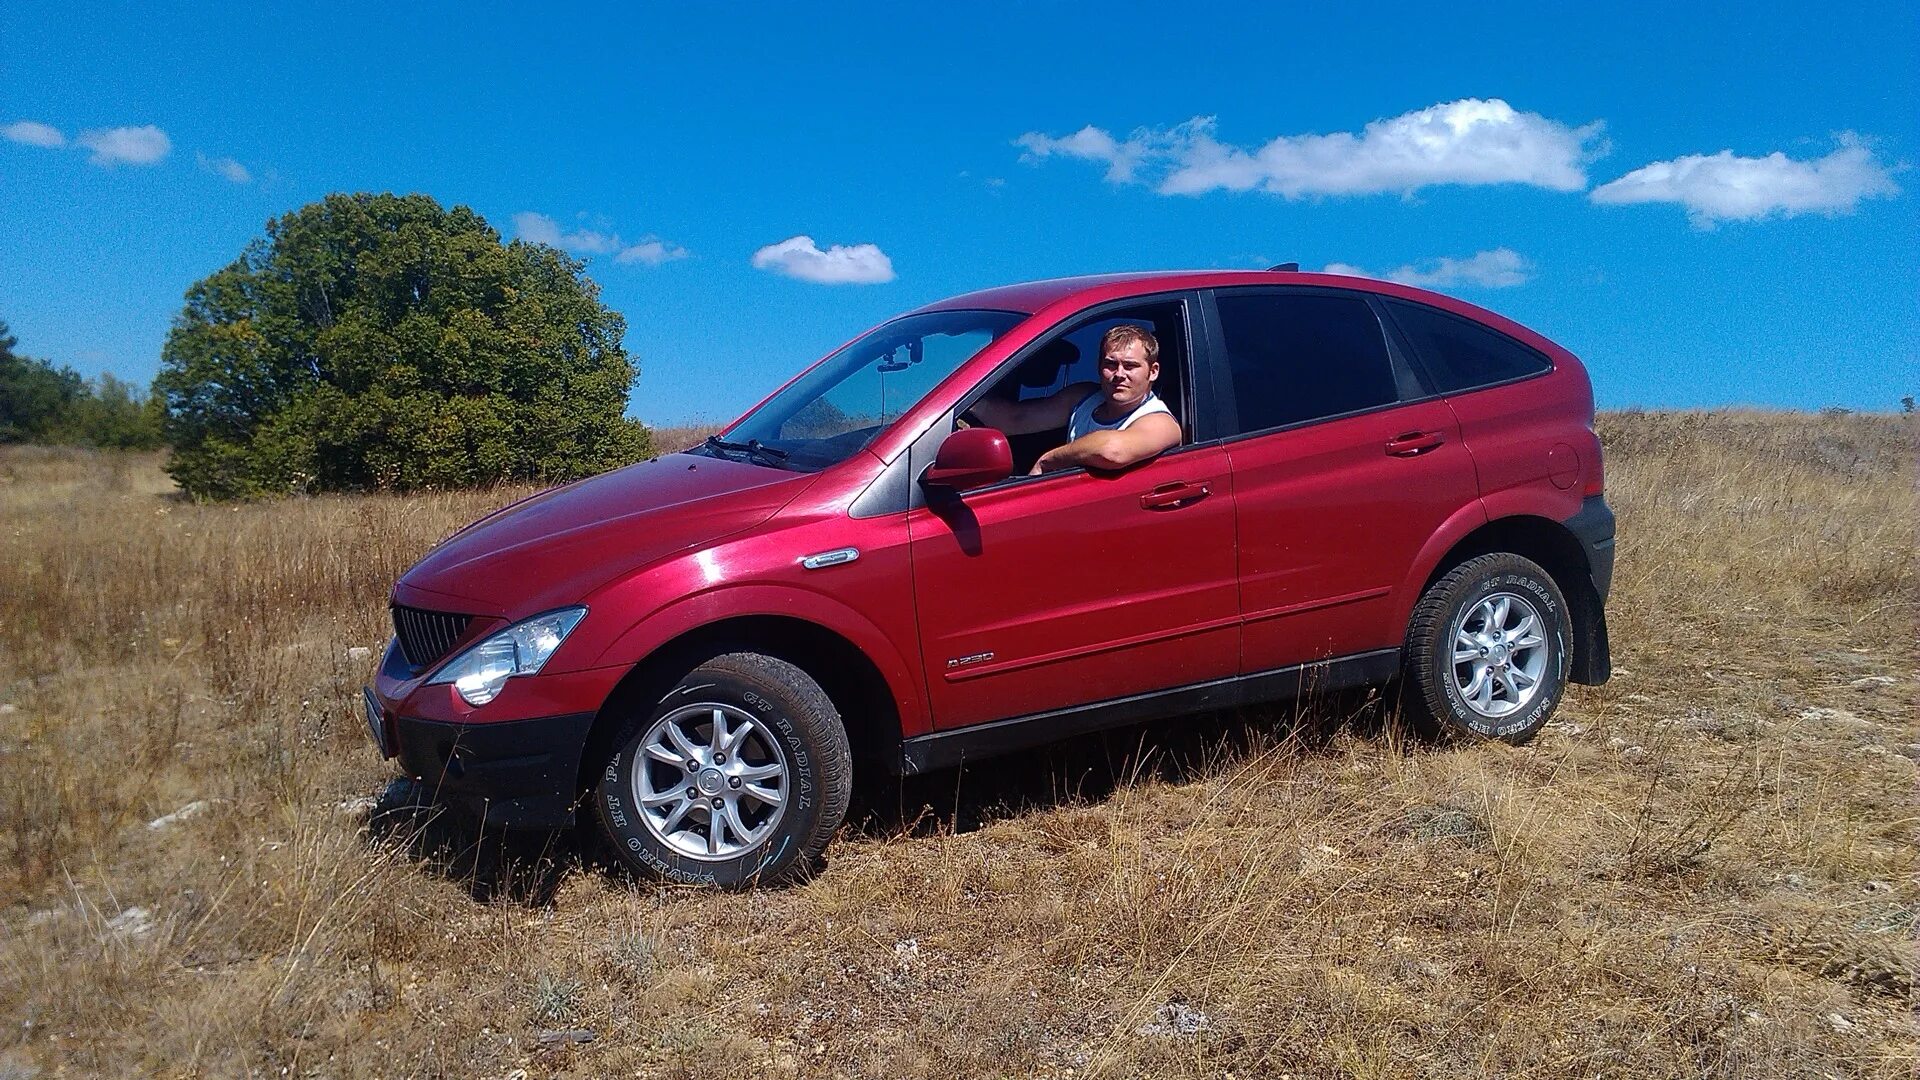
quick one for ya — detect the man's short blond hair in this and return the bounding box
[1101,324,1159,364]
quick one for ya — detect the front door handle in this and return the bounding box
[1385,430,1445,457]
[1140,482,1210,510]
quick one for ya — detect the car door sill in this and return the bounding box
[897,647,1401,775]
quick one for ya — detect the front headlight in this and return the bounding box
[428,607,586,707]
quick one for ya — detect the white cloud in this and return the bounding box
[1590,135,1899,226]
[76,124,171,166]
[512,211,687,266]
[1018,99,1603,198]
[2,120,66,148]
[196,152,251,184]
[751,235,894,285]
[1322,248,1532,289]
[613,239,688,266]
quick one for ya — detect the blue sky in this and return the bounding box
[2,1,1915,422]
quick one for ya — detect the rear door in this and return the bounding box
[1202,287,1481,672]
[907,294,1241,730]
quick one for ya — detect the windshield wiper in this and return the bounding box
[702,435,790,467]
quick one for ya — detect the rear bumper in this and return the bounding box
[383,708,596,830]
[1562,495,1615,685]
[1565,495,1615,600]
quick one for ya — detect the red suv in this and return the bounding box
[364,270,1614,886]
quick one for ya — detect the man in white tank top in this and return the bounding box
[963,325,1181,475]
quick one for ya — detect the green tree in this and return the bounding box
[60,372,166,449]
[155,192,649,499]
[0,320,85,443]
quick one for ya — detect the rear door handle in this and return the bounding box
[1385,430,1445,457]
[1140,482,1210,510]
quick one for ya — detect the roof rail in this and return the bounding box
[1267,262,1300,272]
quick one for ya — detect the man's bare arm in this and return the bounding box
[1029,412,1181,474]
[965,382,1098,436]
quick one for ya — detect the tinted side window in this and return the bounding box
[1384,300,1551,393]
[1215,291,1398,433]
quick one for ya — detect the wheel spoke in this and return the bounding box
[1509,614,1536,641]
[735,762,783,782]
[1460,664,1488,701]
[743,782,783,807]
[643,742,685,766]
[723,800,753,842]
[1453,645,1483,663]
[708,708,729,755]
[664,723,702,761]
[722,717,753,755]
[1491,596,1510,629]
[706,805,725,855]
[640,788,682,808]
[1498,669,1521,699]
[1474,672,1495,710]
[1510,667,1537,690]
[659,798,693,834]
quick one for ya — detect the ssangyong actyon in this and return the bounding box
[364,270,1614,886]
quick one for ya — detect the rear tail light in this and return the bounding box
[1582,452,1604,497]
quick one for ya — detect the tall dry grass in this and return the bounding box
[0,412,1914,1078]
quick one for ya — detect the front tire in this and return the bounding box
[1404,553,1570,744]
[594,653,852,887]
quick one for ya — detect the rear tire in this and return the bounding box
[1403,553,1570,744]
[593,652,852,887]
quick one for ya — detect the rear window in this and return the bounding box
[1384,299,1551,394]
[1214,291,1399,433]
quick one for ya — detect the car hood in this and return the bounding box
[396,452,814,615]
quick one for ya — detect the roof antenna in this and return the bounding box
[1267,262,1300,272]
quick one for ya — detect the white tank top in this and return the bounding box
[1068,390,1172,440]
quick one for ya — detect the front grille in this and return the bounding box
[391,605,474,670]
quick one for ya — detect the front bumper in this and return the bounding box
[364,641,624,829]
[383,707,596,829]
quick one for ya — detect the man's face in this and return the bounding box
[1099,339,1158,408]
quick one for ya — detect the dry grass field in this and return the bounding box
[1,410,1914,1078]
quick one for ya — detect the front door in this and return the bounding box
[907,444,1240,730]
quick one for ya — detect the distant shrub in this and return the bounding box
[155,192,650,500]
[0,322,164,450]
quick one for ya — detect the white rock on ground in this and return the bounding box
[146,800,211,831]
[1137,1000,1213,1037]
[336,795,380,821]
[107,907,154,938]
[345,646,373,660]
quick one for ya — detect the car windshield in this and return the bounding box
[702,309,1026,471]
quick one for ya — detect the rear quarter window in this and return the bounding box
[1384,299,1552,394]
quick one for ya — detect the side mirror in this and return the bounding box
[922,426,1012,492]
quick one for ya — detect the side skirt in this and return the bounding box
[897,648,1401,775]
